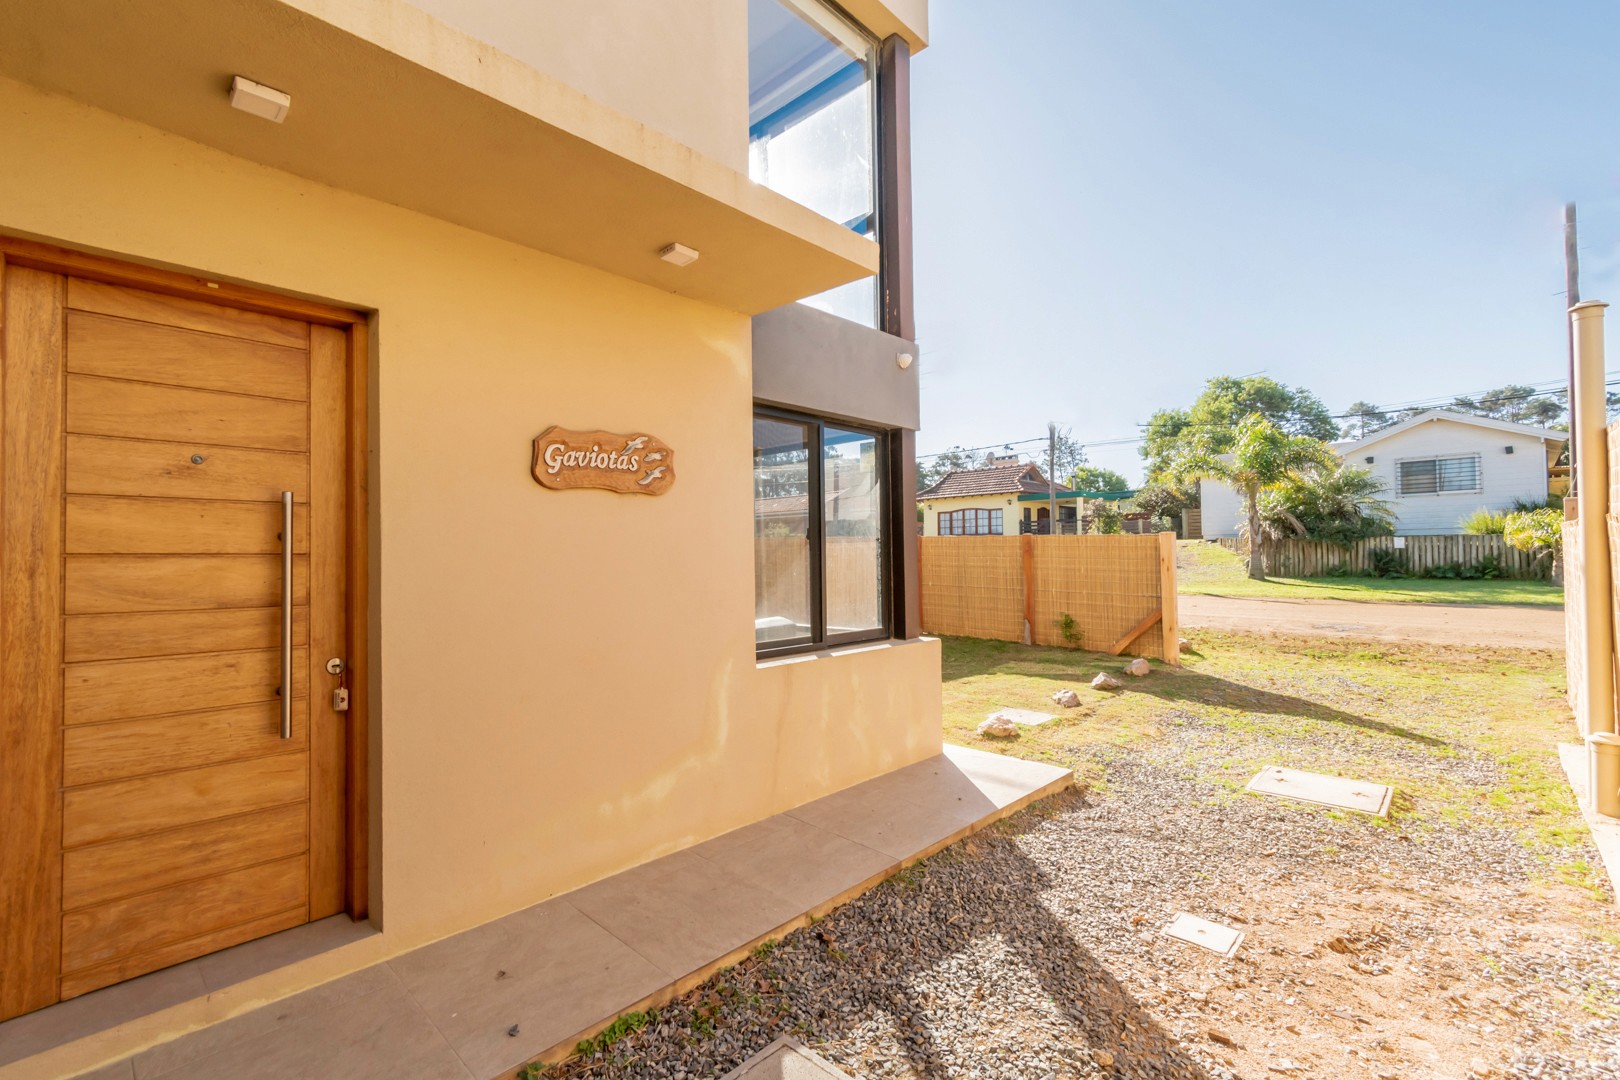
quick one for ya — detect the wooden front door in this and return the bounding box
[0,263,355,1019]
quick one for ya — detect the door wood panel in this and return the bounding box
[67,311,309,401]
[60,906,308,1001]
[63,753,309,848]
[67,434,307,502]
[65,607,309,663]
[64,646,309,725]
[61,855,307,975]
[67,495,310,555]
[67,374,309,453]
[62,804,307,911]
[64,704,307,788]
[67,277,308,350]
[65,554,309,614]
[1,257,358,1022]
[0,264,67,1018]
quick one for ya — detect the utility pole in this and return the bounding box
[1567,202,1581,496]
[1047,422,1058,534]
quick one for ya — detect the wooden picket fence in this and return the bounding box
[917,533,1178,662]
[1212,534,1547,579]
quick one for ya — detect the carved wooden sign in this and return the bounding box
[531,426,676,496]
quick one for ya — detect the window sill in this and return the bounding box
[756,635,935,670]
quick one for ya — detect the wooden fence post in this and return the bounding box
[1020,534,1035,645]
[1158,530,1181,665]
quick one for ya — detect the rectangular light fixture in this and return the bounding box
[659,243,699,267]
[230,76,291,123]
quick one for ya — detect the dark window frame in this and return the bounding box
[755,405,892,659]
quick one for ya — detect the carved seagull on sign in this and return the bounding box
[638,466,666,486]
[622,436,648,453]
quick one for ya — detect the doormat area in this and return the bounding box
[1245,766,1393,817]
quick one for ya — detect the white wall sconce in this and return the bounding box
[896,352,914,370]
[229,76,291,123]
[659,243,699,267]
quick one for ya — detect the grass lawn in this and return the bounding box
[942,630,1600,894]
[1177,538,1564,606]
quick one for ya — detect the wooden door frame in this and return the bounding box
[0,233,373,923]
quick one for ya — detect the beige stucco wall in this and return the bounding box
[0,76,940,1074]
[403,0,749,172]
[919,494,1023,536]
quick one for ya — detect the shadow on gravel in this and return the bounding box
[862,806,1214,1079]
[1116,671,1446,748]
[552,791,1213,1079]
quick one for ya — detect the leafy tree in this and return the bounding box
[1170,414,1335,579]
[1257,463,1394,543]
[916,445,987,489]
[1132,481,1193,526]
[1340,401,1393,439]
[1087,502,1125,534]
[1449,385,1564,428]
[1067,465,1129,492]
[1143,376,1336,479]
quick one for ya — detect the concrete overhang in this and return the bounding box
[0,0,880,315]
[841,0,930,50]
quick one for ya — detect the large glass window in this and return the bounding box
[747,0,878,326]
[755,409,888,654]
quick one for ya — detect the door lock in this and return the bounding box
[326,658,350,712]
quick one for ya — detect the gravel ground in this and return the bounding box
[542,711,1620,1080]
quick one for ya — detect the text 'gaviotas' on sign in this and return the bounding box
[531,426,676,496]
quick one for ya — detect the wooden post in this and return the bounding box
[1158,530,1181,665]
[1020,534,1035,645]
[915,533,925,634]
[1567,202,1580,494]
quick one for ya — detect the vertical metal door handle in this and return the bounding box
[281,491,293,739]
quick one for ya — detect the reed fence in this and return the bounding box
[1212,533,1547,579]
[918,532,1178,662]
[754,535,881,631]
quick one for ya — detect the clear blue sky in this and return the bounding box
[911,0,1620,484]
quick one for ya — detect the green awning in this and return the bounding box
[1015,489,1137,503]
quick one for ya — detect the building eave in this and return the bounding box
[0,0,879,315]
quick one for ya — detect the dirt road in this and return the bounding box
[1180,593,1564,649]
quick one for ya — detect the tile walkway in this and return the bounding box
[25,745,1069,1080]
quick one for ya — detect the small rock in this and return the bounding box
[1268,1062,1301,1074]
[1470,1059,1492,1078]
[1123,658,1151,677]
[1091,672,1122,691]
[1208,1030,1236,1047]
[507,1024,520,1037]
[1093,1050,1115,1068]
[1051,688,1081,708]
[1179,637,1192,652]
[977,715,1018,738]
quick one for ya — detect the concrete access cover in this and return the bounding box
[1246,766,1393,817]
[1163,913,1244,957]
[987,708,1056,727]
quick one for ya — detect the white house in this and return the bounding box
[1198,409,1567,538]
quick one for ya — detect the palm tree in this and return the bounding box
[1260,462,1395,541]
[1171,414,1334,579]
